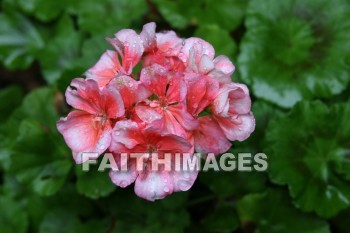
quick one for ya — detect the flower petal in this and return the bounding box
[109,158,138,188]
[109,120,143,153]
[193,116,231,155]
[215,112,255,141]
[56,110,112,163]
[140,22,156,52]
[85,50,121,88]
[107,29,144,74]
[213,55,235,76]
[108,75,151,109]
[134,171,174,201]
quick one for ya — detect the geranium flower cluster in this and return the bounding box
[57,23,255,201]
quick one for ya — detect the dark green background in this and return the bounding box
[0,0,349,232]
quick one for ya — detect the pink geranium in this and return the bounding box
[57,22,255,201]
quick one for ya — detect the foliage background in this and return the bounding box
[0,0,349,232]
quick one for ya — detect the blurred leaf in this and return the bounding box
[266,101,350,217]
[100,190,190,233]
[8,88,71,196]
[76,163,116,199]
[152,0,191,29]
[38,15,81,84]
[19,87,58,130]
[237,189,330,233]
[238,0,350,108]
[153,0,247,31]
[0,12,44,70]
[39,209,80,233]
[10,119,71,196]
[57,35,110,92]
[69,0,148,36]
[196,0,248,31]
[195,24,237,59]
[16,0,67,22]
[0,86,23,122]
[199,168,267,199]
[0,196,28,233]
[201,201,239,233]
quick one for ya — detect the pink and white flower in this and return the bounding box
[57,22,255,201]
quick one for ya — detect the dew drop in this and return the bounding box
[164,186,170,192]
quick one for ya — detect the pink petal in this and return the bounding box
[212,83,251,116]
[65,78,124,118]
[102,84,125,118]
[134,171,174,201]
[171,168,198,192]
[140,22,156,52]
[168,103,199,131]
[108,75,151,109]
[65,78,101,115]
[109,158,138,188]
[156,31,183,56]
[152,134,192,153]
[135,105,162,124]
[109,120,143,153]
[107,29,144,74]
[215,112,255,141]
[166,73,187,103]
[180,37,215,64]
[140,65,168,98]
[213,55,235,76]
[56,110,112,163]
[198,54,215,74]
[193,116,231,155]
[185,74,219,116]
[85,50,121,88]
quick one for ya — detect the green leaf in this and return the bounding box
[76,163,116,199]
[69,0,148,36]
[0,86,23,122]
[19,87,58,130]
[152,0,191,29]
[0,196,28,233]
[16,0,67,22]
[196,0,248,31]
[199,168,267,199]
[100,190,190,233]
[201,202,239,233]
[7,87,71,196]
[153,0,247,31]
[38,15,81,84]
[0,12,44,70]
[238,0,350,108]
[266,101,350,217]
[195,24,237,59]
[237,189,330,233]
[39,209,81,233]
[10,119,71,196]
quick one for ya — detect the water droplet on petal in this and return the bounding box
[164,186,170,192]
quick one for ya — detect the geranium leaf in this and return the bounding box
[238,0,350,108]
[266,101,350,217]
[237,189,330,233]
